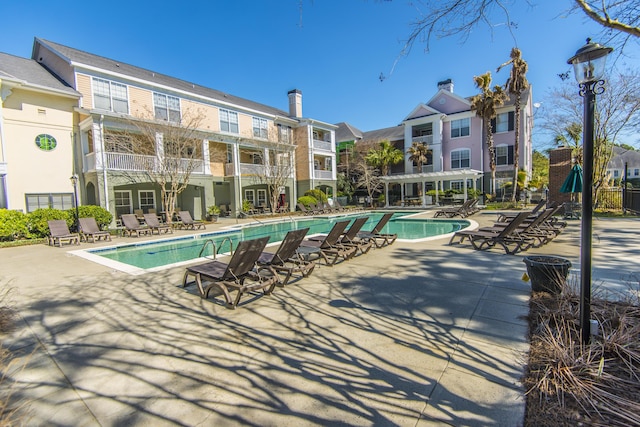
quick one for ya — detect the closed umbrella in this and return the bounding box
[560,164,583,193]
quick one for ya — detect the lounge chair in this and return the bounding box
[134,208,145,221]
[143,213,172,235]
[434,199,476,218]
[182,236,277,308]
[299,220,357,265]
[357,213,397,248]
[297,202,314,216]
[338,217,374,255]
[449,211,535,254]
[121,214,151,237]
[78,217,111,243]
[257,228,315,286]
[176,211,205,230]
[497,199,546,222]
[47,220,80,247]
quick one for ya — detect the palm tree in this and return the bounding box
[498,47,529,202]
[407,142,432,173]
[365,140,404,176]
[470,72,508,198]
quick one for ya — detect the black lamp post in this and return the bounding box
[567,38,612,345]
[70,174,80,232]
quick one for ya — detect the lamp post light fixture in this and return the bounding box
[567,38,612,345]
[70,174,80,233]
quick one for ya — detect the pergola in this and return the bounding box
[380,169,484,207]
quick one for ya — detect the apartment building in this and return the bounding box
[0,52,80,212]
[25,38,336,220]
[336,79,534,205]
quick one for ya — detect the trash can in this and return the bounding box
[523,256,572,294]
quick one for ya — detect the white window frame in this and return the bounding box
[450,149,470,169]
[613,170,620,178]
[257,189,267,207]
[324,157,332,171]
[115,190,133,217]
[278,124,291,143]
[220,109,239,134]
[252,117,268,139]
[634,168,639,177]
[496,145,509,166]
[244,189,255,205]
[450,118,470,138]
[138,190,156,212]
[153,93,181,122]
[495,112,510,133]
[92,78,128,114]
[25,193,74,212]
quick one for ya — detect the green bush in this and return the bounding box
[73,205,113,229]
[241,199,253,213]
[297,196,317,209]
[27,208,71,238]
[304,189,328,203]
[0,209,29,241]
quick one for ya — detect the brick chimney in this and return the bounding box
[437,79,454,93]
[548,147,573,205]
[288,89,302,118]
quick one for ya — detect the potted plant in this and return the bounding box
[523,256,572,294]
[206,205,221,222]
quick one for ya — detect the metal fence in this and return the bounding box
[623,188,640,214]
[597,187,640,214]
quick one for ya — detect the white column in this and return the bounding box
[202,139,211,175]
[385,182,389,207]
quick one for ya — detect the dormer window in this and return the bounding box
[92,78,128,114]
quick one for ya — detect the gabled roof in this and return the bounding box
[403,104,440,121]
[33,38,289,118]
[426,88,471,109]
[362,125,404,142]
[0,52,79,97]
[335,122,363,142]
[609,146,640,168]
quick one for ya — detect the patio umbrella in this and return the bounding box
[560,164,583,193]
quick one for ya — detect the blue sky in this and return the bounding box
[1,1,637,149]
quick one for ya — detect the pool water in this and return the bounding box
[87,212,468,271]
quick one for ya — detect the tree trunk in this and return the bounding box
[511,96,521,202]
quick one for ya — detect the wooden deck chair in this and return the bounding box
[449,211,534,254]
[299,220,357,265]
[78,217,111,243]
[338,217,374,255]
[434,199,475,218]
[182,237,276,308]
[47,220,80,247]
[257,228,315,286]
[357,213,397,248]
[143,213,172,235]
[297,202,314,216]
[176,211,205,230]
[121,214,151,237]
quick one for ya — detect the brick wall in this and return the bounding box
[549,147,573,205]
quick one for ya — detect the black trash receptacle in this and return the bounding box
[523,256,572,294]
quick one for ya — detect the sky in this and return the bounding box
[1,0,638,149]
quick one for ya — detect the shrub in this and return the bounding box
[304,189,328,203]
[241,199,253,213]
[0,210,29,241]
[297,196,317,209]
[74,205,113,229]
[27,208,71,238]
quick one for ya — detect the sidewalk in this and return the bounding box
[1,212,637,426]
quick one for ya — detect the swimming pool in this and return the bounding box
[75,212,470,274]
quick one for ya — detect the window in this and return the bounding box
[257,189,267,207]
[450,118,470,138]
[450,180,474,190]
[153,93,181,122]
[244,189,255,206]
[613,170,620,178]
[325,157,332,171]
[115,190,132,218]
[138,190,156,212]
[25,193,73,212]
[496,145,514,166]
[492,112,514,133]
[220,109,239,133]
[451,149,470,169]
[634,169,639,177]
[92,78,128,113]
[314,159,320,170]
[252,117,268,139]
[277,124,291,143]
[35,134,57,151]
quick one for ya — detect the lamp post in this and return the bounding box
[70,174,80,232]
[567,38,612,345]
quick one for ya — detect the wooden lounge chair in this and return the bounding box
[143,213,172,235]
[449,211,534,254]
[434,199,476,218]
[176,211,205,230]
[182,237,277,308]
[257,228,315,286]
[357,213,397,248]
[299,220,357,265]
[338,217,374,255]
[78,217,111,243]
[121,214,151,237]
[47,220,80,247]
[297,202,314,216]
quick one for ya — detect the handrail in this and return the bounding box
[218,237,234,256]
[198,237,235,260]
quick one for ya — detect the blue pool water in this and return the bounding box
[88,212,468,270]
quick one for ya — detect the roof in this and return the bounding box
[609,146,640,168]
[0,51,79,97]
[362,125,404,142]
[33,38,289,117]
[335,122,363,142]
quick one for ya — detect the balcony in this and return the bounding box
[84,152,204,174]
[313,169,333,180]
[312,139,333,152]
[225,162,294,178]
[412,135,433,145]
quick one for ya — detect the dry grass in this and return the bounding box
[524,279,640,426]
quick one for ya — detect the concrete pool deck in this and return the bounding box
[1,210,638,426]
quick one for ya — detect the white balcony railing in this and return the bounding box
[85,152,204,174]
[313,169,333,180]
[412,135,433,145]
[312,139,333,152]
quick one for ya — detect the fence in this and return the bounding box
[596,187,640,214]
[623,188,640,214]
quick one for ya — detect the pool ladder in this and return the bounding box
[198,237,234,260]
